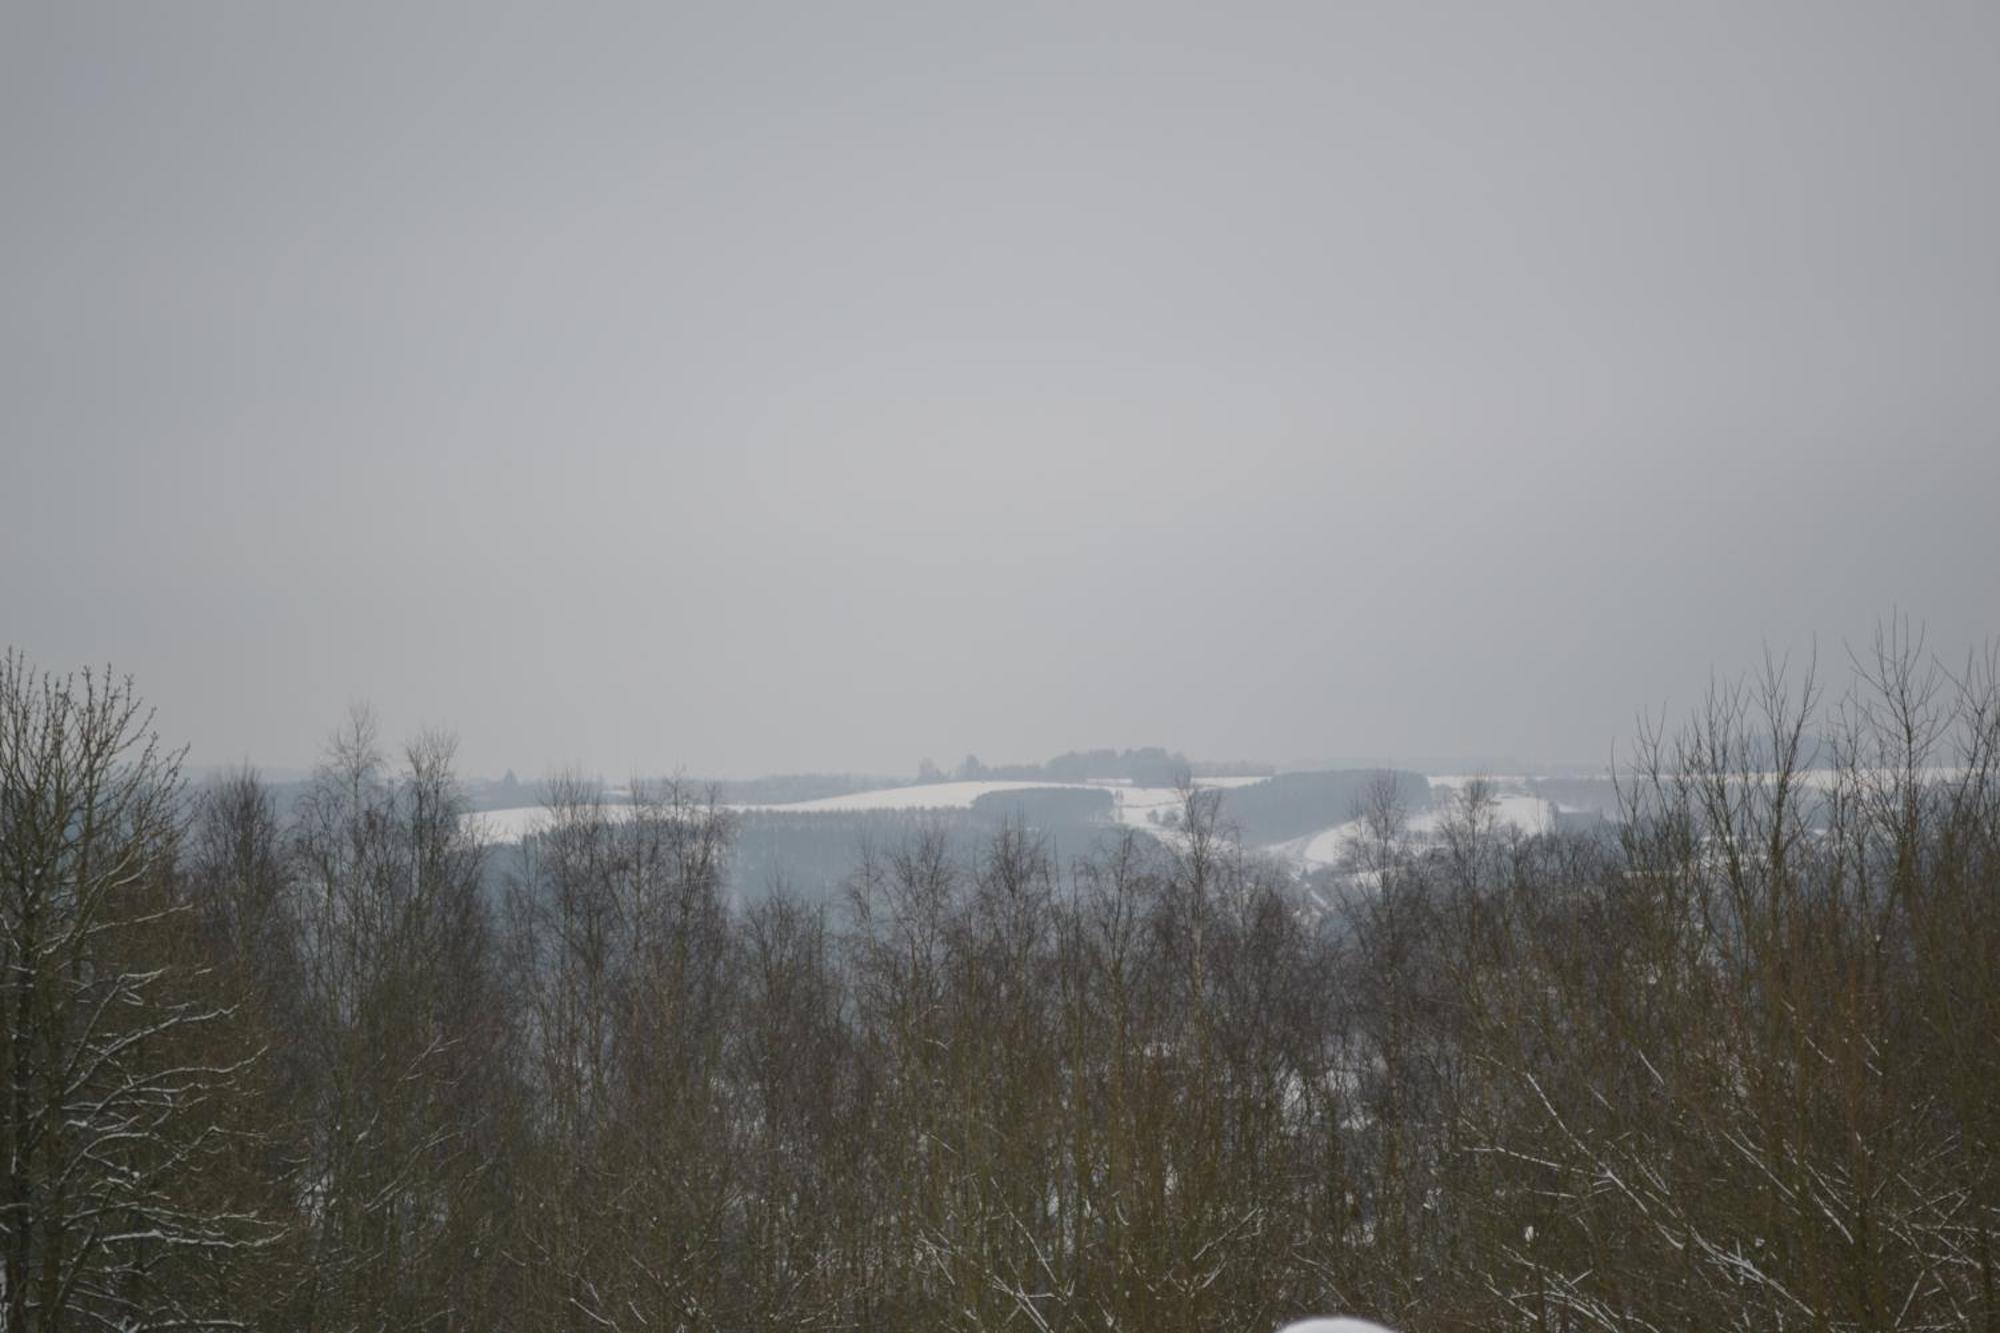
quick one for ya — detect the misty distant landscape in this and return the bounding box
[6,4,1998,1332]
[462,758,1462,905]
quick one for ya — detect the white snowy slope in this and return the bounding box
[740,779,1113,813]
[462,804,605,844]
[1268,779,1560,874]
[465,776,1273,844]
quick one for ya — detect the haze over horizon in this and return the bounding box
[6,2,1997,779]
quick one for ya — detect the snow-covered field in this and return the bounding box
[1268,778,1558,873]
[464,804,622,844]
[466,776,1271,845]
[738,779,1086,813]
[469,770,1616,874]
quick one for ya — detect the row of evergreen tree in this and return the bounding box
[3,633,1996,1330]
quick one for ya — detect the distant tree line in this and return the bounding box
[727,787,1117,904]
[951,747,1270,787]
[3,630,1997,1331]
[710,773,918,806]
[1211,770,1431,845]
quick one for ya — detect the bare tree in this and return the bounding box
[0,653,275,1330]
[288,712,510,1329]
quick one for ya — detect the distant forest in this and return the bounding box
[4,639,1998,1331]
[728,787,1120,902]
[1209,770,1431,844]
[945,746,1272,785]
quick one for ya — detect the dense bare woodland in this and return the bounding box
[3,632,1997,1332]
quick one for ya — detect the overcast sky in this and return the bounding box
[4,2,1997,780]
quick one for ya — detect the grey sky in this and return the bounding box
[4,2,1996,780]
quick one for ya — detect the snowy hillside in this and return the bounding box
[468,775,1269,845]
